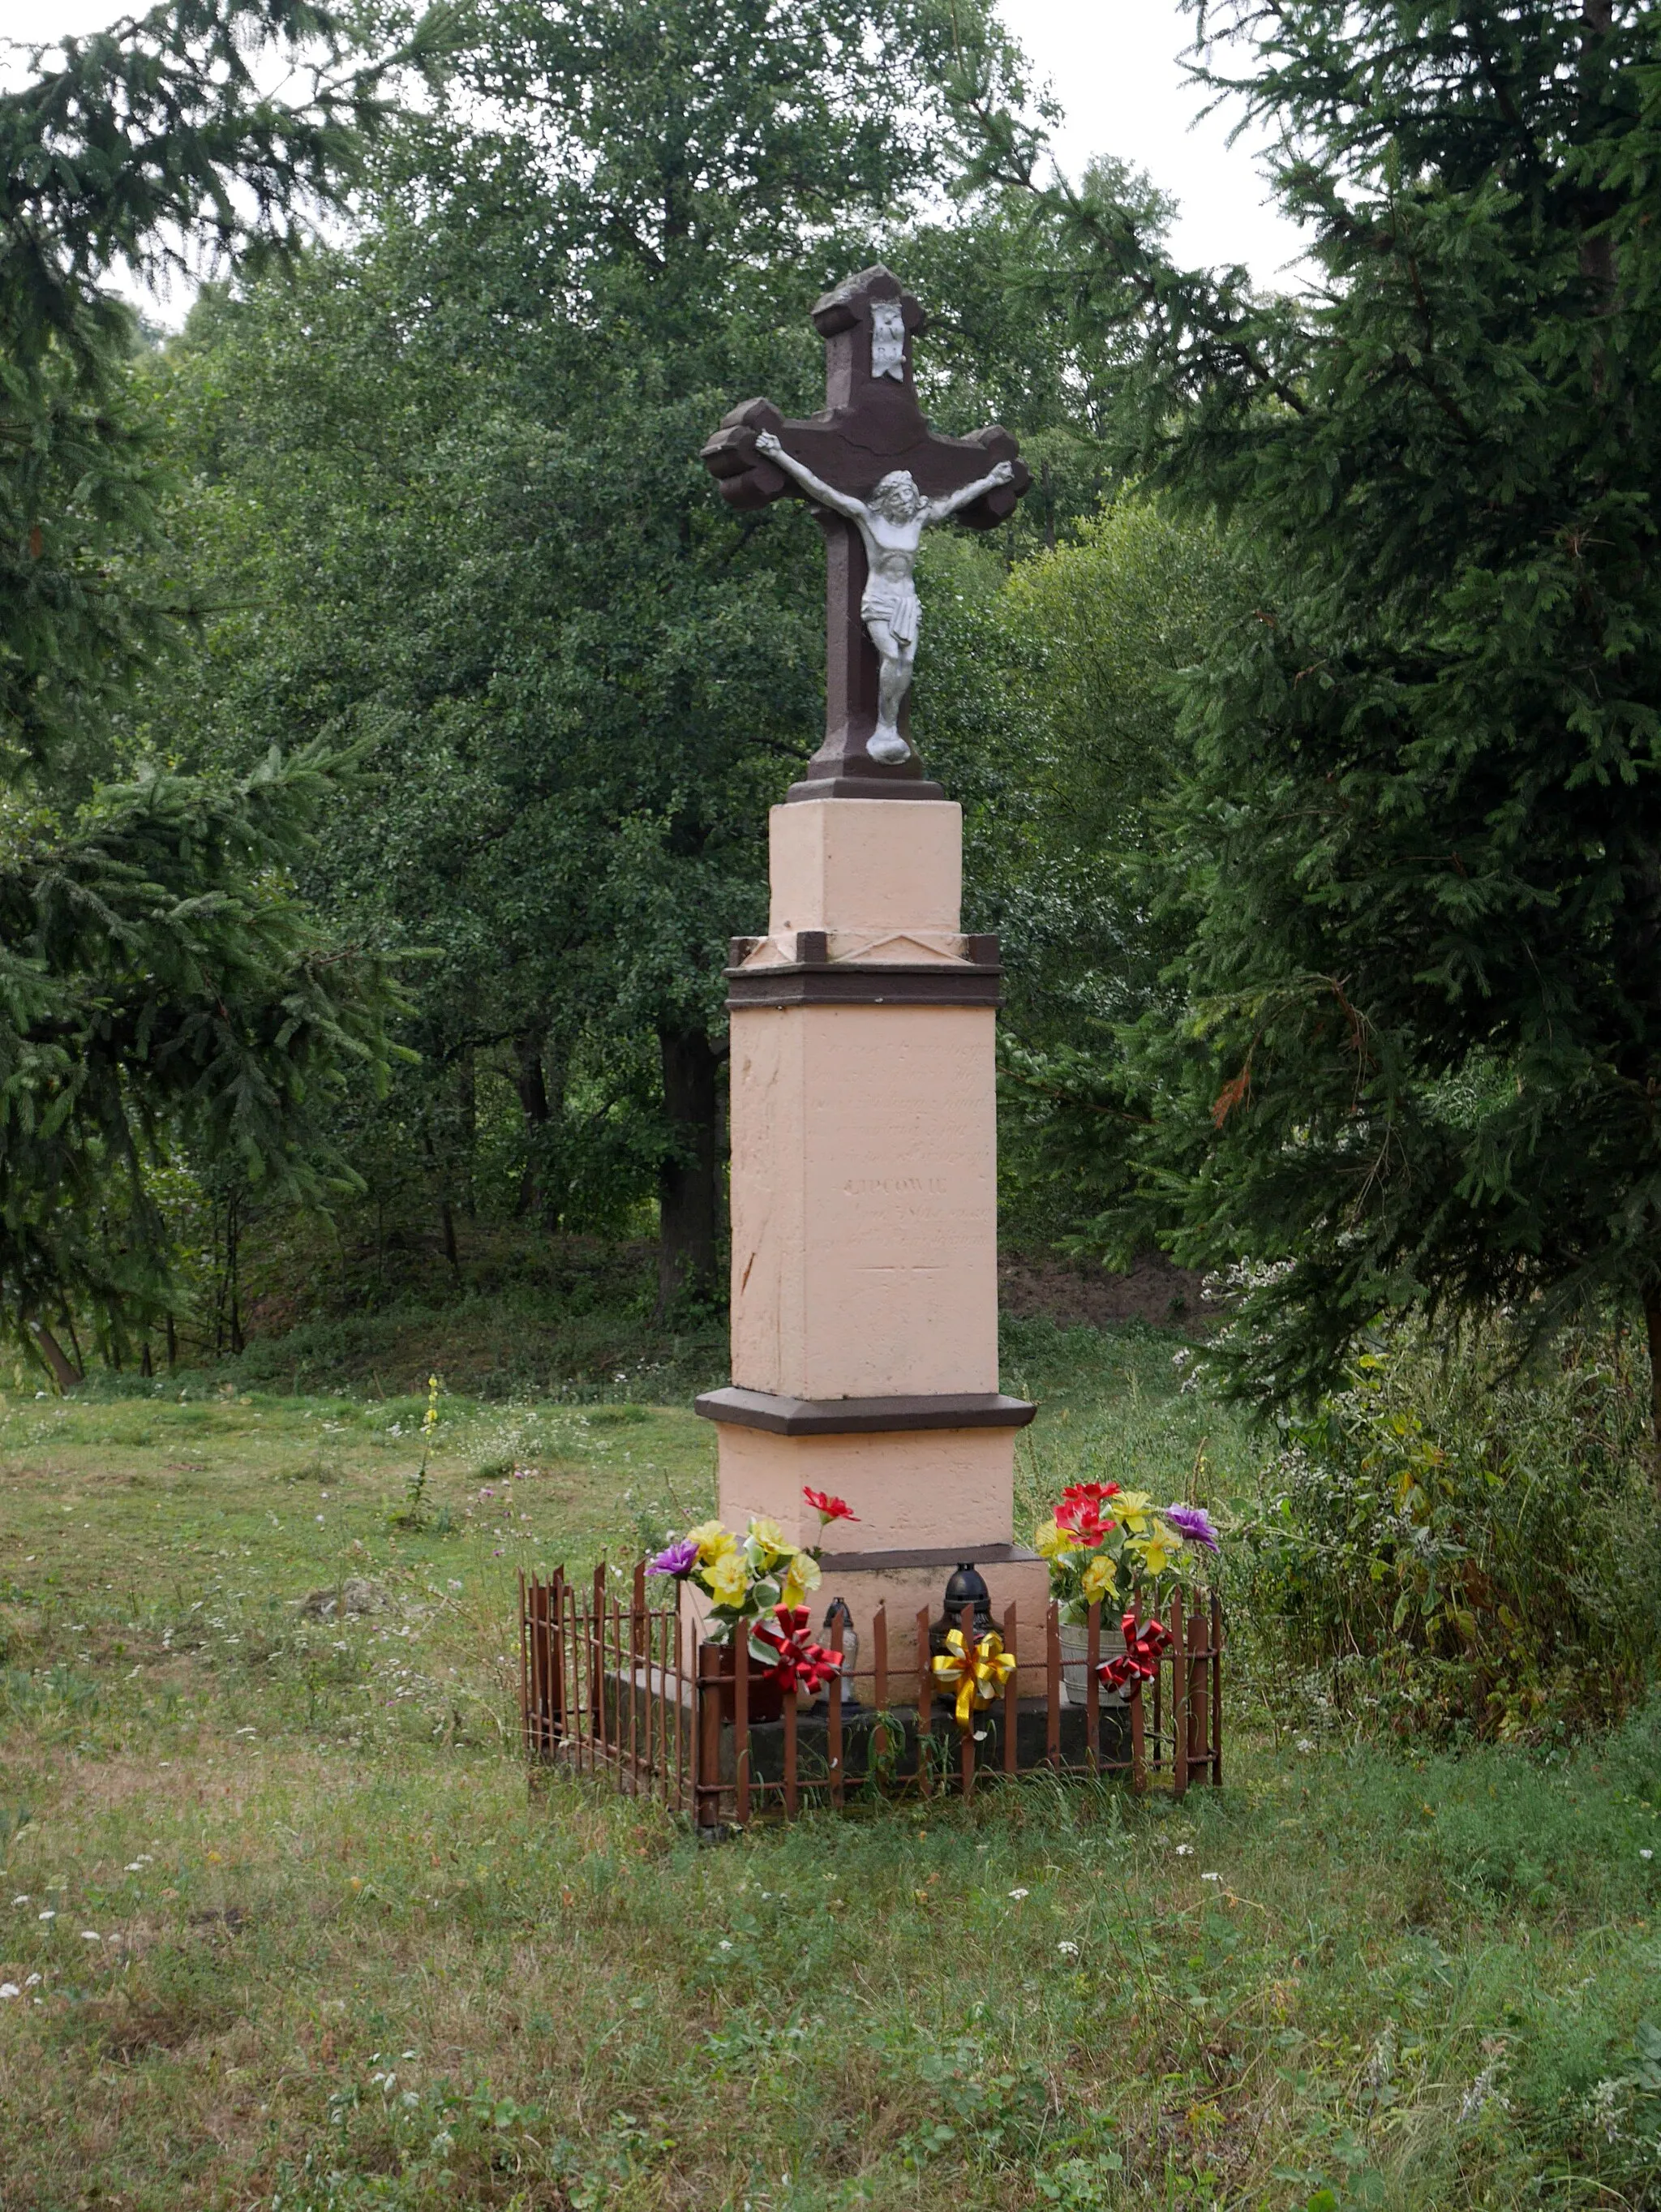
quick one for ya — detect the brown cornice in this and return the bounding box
[694,1386,1037,1435]
[725,935,1002,1012]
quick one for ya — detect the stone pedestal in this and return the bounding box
[696,797,1045,1683]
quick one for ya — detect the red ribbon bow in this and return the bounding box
[750,1604,845,1693]
[1096,1612,1174,1698]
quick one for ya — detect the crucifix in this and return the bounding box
[702,264,1030,801]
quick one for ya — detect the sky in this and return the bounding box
[5,0,1309,311]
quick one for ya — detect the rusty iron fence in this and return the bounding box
[519,1564,1221,1832]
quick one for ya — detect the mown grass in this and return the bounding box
[0,1333,1657,2210]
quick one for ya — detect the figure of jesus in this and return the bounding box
[755,430,1015,764]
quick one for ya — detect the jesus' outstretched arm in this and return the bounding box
[924,459,1015,525]
[753,430,869,523]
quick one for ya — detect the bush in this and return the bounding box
[1232,1327,1661,1743]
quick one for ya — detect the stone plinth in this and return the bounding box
[697,797,1044,1676]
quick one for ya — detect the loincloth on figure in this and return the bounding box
[861,578,921,651]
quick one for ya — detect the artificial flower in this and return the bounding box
[780,1550,822,1608]
[1079,1554,1118,1604]
[1164,1503,1220,1553]
[705,1552,750,1608]
[646,1536,700,1578]
[1032,1517,1075,1561]
[686,1519,736,1565]
[1060,1481,1121,1508]
[750,1604,843,1693]
[931,1627,1017,1730]
[803,1486,857,1524]
[1056,1497,1114,1544]
[1127,1523,1179,1578]
[746,1514,791,1565]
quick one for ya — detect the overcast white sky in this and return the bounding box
[5,0,1308,312]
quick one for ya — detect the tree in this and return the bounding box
[959,0,1661,1438]
[0,2,428,1373]
[912,496,1238,1247]
[158,0,1039,1313]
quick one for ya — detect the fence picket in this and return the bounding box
[916,1607,933,1796]
[827,1611,844,1810]
[1002,1602,1019,1776]
[1045,1602,1061,1769]
[1085,1599,1101,1776]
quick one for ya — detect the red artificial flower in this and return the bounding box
[751,1604,845,1693]
[1097,1613,1174,1699]
[1061,1481,1121,1508]
[1055,1496,1114,1544]
[803,1485,858,1524]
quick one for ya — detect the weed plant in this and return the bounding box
[1226,1325,1661,1745]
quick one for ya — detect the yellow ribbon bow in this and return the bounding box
[931,1627,1018,1730]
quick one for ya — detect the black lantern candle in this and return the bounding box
[929,1561,994,1660]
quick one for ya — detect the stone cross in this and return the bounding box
[702,265,1029,801]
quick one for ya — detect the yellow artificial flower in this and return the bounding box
[1114,1489,1153,1535]
[781,1549,822,1608]
[1080,1554,1118,1604]
[686,1518,736,1566]
[747,1514,790,1564]
[1032,1517,1074,1561]
[1127,1523,1178,1578]
[704,1551,750,1608]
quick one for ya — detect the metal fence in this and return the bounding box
[520,1564,1221,1832]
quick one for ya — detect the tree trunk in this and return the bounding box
[28,1321,81,1394]
[1645,1286,1661,1459]
[513,1028,563,1225]
[454,1051,477,1218]
[226,1192,245,1356]
[657,1024,720,1317]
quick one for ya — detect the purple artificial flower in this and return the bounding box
[647,1536,701,1578]
[1164,1504,1220,1553]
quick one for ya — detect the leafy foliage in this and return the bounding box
[152,0,1059,1307]
[0,3,427,1369]
[0,0,440,769]
[956,0,1661,1412]
[1233,1326,1661,1743]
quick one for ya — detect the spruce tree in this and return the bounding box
[0,2,431,1374]
[961,1,1661,1435]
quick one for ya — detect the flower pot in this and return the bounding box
[709,1641,785,1725]
[1058,1620,1127,1706]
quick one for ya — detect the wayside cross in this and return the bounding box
[702,266,1029,801]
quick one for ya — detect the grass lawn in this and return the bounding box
[0,1326,1657,2210]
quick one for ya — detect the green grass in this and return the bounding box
[0,1335,1658,2210]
